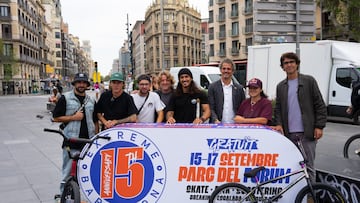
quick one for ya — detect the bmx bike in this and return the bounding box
[343,133,360,160]
[44,128,111,203]
[208,136,346,203]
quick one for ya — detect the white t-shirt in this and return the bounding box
[131,92,165,122]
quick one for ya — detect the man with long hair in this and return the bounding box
[166,68,210,124]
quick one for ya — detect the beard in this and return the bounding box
[75,86,86,93]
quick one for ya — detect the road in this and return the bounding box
[0,91,359,202]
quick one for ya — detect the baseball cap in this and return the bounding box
[72,73,90,86]
[178,68,193,79]
[110,72,124,82]
[247,78,262,88]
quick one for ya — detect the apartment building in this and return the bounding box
[0,0,50,95]
[131,20,146,77]
[208,0,316,84]
[144,0,201,75]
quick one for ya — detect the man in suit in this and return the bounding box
[208,58,246,123]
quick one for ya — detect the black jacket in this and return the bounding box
[274,74,327,140]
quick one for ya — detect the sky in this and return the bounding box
[60,0,209,76]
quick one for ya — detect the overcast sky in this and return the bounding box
[61,0,209,76]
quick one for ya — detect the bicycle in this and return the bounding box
[343,133,360,160]
[209,136,346,203]
[44,128,111,203]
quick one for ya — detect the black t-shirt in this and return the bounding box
[167,91,208,123]
[53,94,97,149]
[95,91,138,120]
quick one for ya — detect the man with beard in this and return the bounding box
[131,74,165,123]
[52,73,98,197]
[166,68,211,124]
[154,70,176,122]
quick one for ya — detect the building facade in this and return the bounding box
[144,0,201,75]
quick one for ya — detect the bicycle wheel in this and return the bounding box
[209,183,256,203]
[343,134,360,159]
[295,183,346,203]
[61,180,81,203]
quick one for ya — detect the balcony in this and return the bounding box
[243,7,253,15]
[230,48,239,56]
[217,14,226,22]
[218,31,226,39]
[216,0,225,4]
[229,29,239,37]
[242,26,253,34]
[217,49,226,57]
[230,10,239,18]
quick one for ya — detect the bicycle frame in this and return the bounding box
[242,162,312,202]
[239,137,317,202]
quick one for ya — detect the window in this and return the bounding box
[56,43,61,48]
[200,75,210,89]
[231,22,239,36]
[0,6,10,17]
[56,51,61,57]
[3,44,13,56]
[336,68,359,88]
[2,24,12,38]
[231,3,239,17]
[55,32,60,39]
[209,11,214,23]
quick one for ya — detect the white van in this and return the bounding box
[170,66,230,89]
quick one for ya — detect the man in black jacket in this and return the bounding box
[273,52,327,182]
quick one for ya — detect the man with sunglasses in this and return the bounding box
[273,52,327,182]
[95,72,137,130]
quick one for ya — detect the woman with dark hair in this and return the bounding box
[166,68,210,124]
[234,78,273,125]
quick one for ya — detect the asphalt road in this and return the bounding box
[0,91,358,202]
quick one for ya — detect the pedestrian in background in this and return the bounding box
[346,81,360,119]
[131,74,165,123]
[273,52,327,182]
[52,73,98,197]
[95,72,137,130]
[166,68,210,124]
[154,70,176,122]
[234,78,272,125]
[208,58,245,124]
[151,74,159,91]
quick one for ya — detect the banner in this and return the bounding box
[78,123,306,202]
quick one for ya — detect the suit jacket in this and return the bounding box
[208,79,245,123]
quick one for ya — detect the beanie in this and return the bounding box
[178,68,193,79]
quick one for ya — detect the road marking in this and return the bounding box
[4,139,30,145]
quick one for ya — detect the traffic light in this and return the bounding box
[94,61,98,72]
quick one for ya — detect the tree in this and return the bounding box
[319,0,360,41]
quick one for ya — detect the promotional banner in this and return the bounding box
[78,123,306,202]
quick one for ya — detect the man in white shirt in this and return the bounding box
[132,74,165,123]
[208,58,246,123]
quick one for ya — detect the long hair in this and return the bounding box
[175,80,201,96]
[157,70,175,87]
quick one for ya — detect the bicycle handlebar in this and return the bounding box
[43,128,111,144]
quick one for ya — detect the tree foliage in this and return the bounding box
[318,0,360,41]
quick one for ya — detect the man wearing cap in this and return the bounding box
[208,58,245,124]
[131,74,165,123]
[166,68,210,124]
[52,73,98,195]
[95,72,137,130]
[234,78,272,125]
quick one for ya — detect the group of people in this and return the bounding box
[51,51,327,198]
